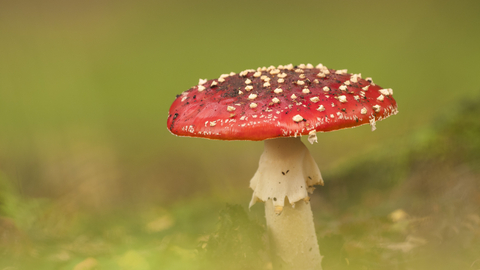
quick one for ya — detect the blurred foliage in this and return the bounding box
[1,0,480,208]
[199,204,267,270]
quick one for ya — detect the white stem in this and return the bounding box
[266,199,322,270]
[249,137,323,269]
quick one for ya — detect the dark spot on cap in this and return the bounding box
[169,113,179,131]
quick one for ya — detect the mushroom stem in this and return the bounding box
[249,137,323,269]
[265,198,322,270]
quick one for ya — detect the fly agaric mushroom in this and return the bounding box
[167,64,398,270]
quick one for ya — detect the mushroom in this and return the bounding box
[167,64,398,270]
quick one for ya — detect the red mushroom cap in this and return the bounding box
[167,64,398,141]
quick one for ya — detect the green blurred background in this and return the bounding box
[1,0,479,269]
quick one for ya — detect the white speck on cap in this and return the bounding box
[199,78,207,85]
[272,97,280,103]
[362,85,370,91]
[377,95,385,101]
[218,77,225,83]
[263,82,271,87]
[330,114,334,118]
[366,77,373,83]
[317,72,326,78]
[323,86,330,92]
[292,114,303,122]
[248,94,257,100]
[306,63,314,69]
[339,85,347,91]
[344,80,351,85]
[245,85,253,91]
[210,121,216,127]
[310,97,320,103]
[270,69,280,75]
[253,71,262,77]
[296,80,305,85]
[210,81,218,87]
[285,64,294,70]
[250,103,258,108]
[369,117,376,131]
[308,129,317,144]
[379,88,393,96]
[181,96,187,102]
[295,69,304,73]
[361,107,367,114]
[373,105,381,112]
[299,74,306,79]
[291,94,297,100]
[298,64,306,69]
[278,78,285,83]
[227,106,236,112]
[239,70,248,77]
[360,91,366,97]
[245,79,252,84]
[302,88,310,94]
[354,95,360,100]
[278,73,287,78]
[338,95,347,103]
[198,85,206,92]
[274,88,283,94]
[316,63,324,69]
[313,79,319,84]
[238,90,243,95]
[335,69,348,74]
[350,74,361,83]
[317,105,325,112]
[229,72,236,76]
